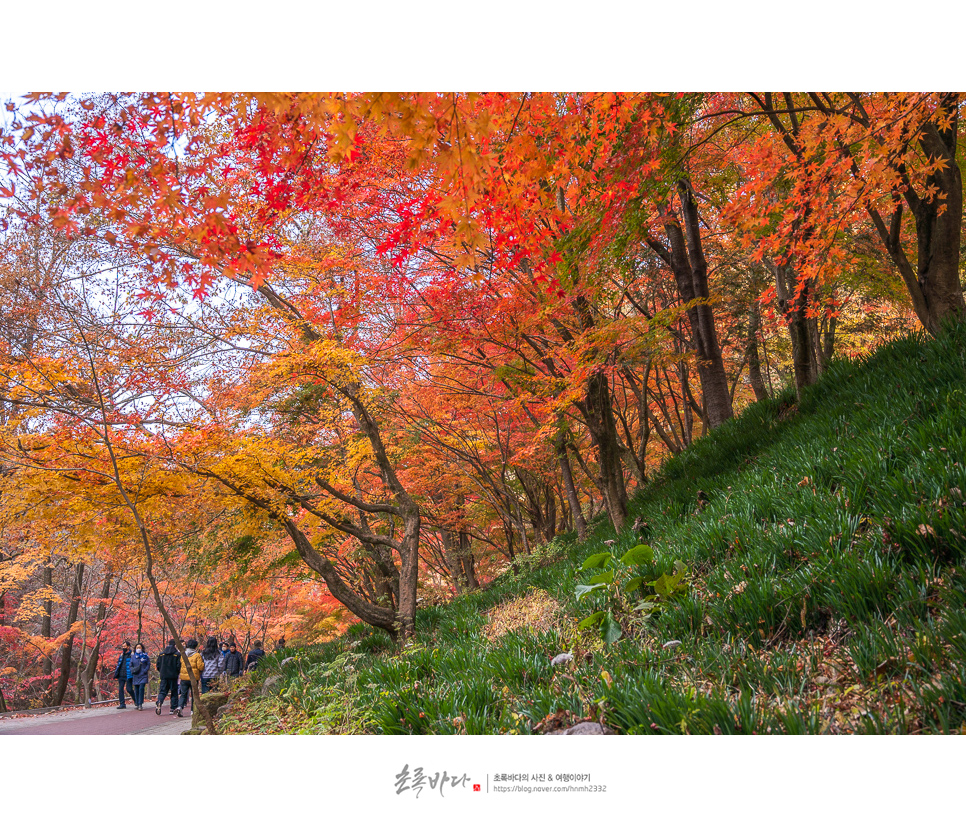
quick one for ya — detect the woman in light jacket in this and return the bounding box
[130,642,151,710]
[200,636,226,693]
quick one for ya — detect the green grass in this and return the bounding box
[236,322,966,735]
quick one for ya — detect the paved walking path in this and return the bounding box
[0,703,194,735]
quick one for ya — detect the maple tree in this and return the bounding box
[0,90,946,682]
[711,93,963,335]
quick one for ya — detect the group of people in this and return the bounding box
[112,637,272,716]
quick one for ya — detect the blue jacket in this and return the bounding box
[113,650,131,680]
[130,650,150,685]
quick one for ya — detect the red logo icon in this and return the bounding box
[473,785,481,792]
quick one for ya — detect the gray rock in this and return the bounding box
[549,721,616,735]
[280,656,297,667]
[662,640,682,649]
[261,674,282,697]
[192,691,229,729]
[551,652,574,666]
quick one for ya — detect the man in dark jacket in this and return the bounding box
[224,643,245,677]
[112,642,134,709]
[155,639,182,715]
[245,640,266,671]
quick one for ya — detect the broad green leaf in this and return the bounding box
[580,552,611,571]
[577,611,606,630]
[634,600,658,614]
[624,576,644,593]
[575,583,607,601]
[588,569,615,586]
[649,568,687,600]
[601,611,622,644]
[621,544,655,566]
[650,573,673,598]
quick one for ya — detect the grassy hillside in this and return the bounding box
[220,324,966,735]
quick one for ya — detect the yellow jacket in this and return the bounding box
[179,648,205,682]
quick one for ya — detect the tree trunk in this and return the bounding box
[678,358,696,443]
[51,562,85,706]
[458,530,478,590]
[772,261,819,396]
[647,180,734,429]
[679,181,734,427]
[450,495,479,590]
[394,510,420,643]
[820,310,836,369]
[0,590,7,708]
[502,519,518,573]
[570,293,627,530]
[368,558,397,608]
[440,528,468,593]
[343,381,421,645]
[252,285,424,645]
[282,520,401,636]
[357,513,400,609]
[41,562,53,687]
[516,467,558,544]
[745,301,770,402]
[556,429,588,540]
[80,571,114,704]
[873,95,965,334]
[809,316,834,376]
[136,587,144,646]
[582,368,628,530]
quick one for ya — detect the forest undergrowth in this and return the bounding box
[221,324,966,735]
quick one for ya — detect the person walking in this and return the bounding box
[219,641,230,685]
[275,636,286,652]
[112,641,134,709]
[155,639,181,715]
[224,642,245,678]
[200,636,226,693]
[245,640,266,671]
[176,638,204,718]
[130,642,150,710]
